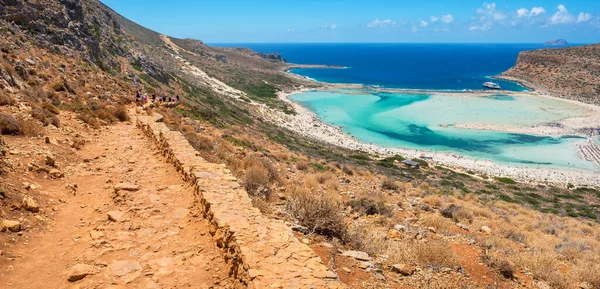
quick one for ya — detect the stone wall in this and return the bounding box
[136,113,343,289]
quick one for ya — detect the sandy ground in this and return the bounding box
[0,122,234,288]
[259,87,600,186]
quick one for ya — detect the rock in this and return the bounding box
[45,155,56,167]
[25,58,36,66]
[49,169,64,179]
[1,220,21,232]
[391,264,415,276]
[394,224,407,231]
[107,211,125,222]
[456,223,470,231]
[387,230,401,239]
[579,282,592,289]
[108,260,142,284]
[374,273,385,281]
[341,267,352,273]
[22,195,39,213]
[341,250,371,261]
[480,226,492,234]
[67,263,96,282]
[358,263,368,270]
[114,183,140,192]
[89,230,105,240]
[536,281,551,289]
[427,227,437,234]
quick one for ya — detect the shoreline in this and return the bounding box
[259,83,600,186]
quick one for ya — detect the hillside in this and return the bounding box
[502,43,600,105]
[2,1,600,288]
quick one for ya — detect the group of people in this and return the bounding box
[135,90,180,106]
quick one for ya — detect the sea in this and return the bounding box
[214,43,597,170]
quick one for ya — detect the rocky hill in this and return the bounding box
[544,39,568,46]
[502,43,600,104]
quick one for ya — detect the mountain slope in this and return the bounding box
[502,43,600,104]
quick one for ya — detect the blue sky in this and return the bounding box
[100,0,600,43]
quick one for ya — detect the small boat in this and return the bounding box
[483,81,501,89]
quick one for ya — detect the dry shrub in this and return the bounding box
[381,177,399,191]
[185,132,214,152]
[482,252,515,279]
[251,196,272,214]
[573,261,600,288]
[30,105,59,127]
[0,113,21,135]
[341,165,354,176]
[441,204,473,223]
[95,108,115,122]
[77,113,99,128]
[316,172,332,184]
[296,160,308,171]
[242,154,279,183]
[19,118,43,137]
[416,240,458,268]
[555,241,591,261]
[286,186,346,239]
[112,104,130,122]
[244,165,271,197]
[0,93,15,106]
[303,174,320,190]
[144,107,154,116]
[423,194,442,207]
[347,197,391,216]
[347,227,416,264]
[422,214,453,232]
[324,178,339,191]
[512,251,569,288]
[2,62,15,77]
[41,102,59,115]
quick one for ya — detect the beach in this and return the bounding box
[258,85,600,186]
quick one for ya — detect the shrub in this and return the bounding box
[185,132,214,151]
[415,240,458,268]
[30,105,59,127]
[0,93,15,106]
[19,119,43,137]
[296,160,308,171]
[381,177,399,191]
[496,177,517,185]
[348,198,391,216]
[41,102,60,115]
[244,165,271,197]
[483,254,514,279]
[441,204,473,223]
[0,113,21,135]
[286,186,347,239]
[77,113,99,128]
[112,105,130,122]
[342,166,354,176]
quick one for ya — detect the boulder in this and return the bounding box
[22,195,39,213]
[67,263,96,282]
[107,211,125,222]
[45,155,56,167]
[108,260,142,284]
[1,220,21,232]
[114,183,140,192]
[480,226,492,234]
[391,264,415,276]
[49,169,64,179]
[341,250,371,261]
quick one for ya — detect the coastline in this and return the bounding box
[258,75,600,186]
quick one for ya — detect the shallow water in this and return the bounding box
[291,90,597,170]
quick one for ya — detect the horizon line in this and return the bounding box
[206,42,594,45]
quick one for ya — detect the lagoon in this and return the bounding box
[290,90,597,171]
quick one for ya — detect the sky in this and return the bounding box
[100,0,600,43]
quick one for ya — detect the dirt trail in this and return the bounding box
[1,121,234,288]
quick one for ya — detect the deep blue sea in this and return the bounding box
[214,43,553,91]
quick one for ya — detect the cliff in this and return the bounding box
[502,43,600,104]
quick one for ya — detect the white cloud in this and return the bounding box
[517,8,529,18]
[577,12,592,23]
[470,2,505,31]
[287,29,294,33]
[550,4,575,24]
[430,16,439,22]
[323,23,337,29]
[420,19,428,27]
[441,14,454,23]
[530,7,546,17]
[366,19,397,29]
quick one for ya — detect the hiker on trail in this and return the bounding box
[176,95,180,102]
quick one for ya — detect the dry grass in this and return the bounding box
[381,177,399,191]
[423,194,442,207]
[286,185,346,239]
[113,104,130,122]
[0,93,15,106]
[244,164,271,197]
[416,240,459,268]
[296,160,308,171]
[421,214,453,232]
[347,197,391,216]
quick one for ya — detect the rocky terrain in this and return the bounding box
[502,43,600,105]
[2,0,600,289]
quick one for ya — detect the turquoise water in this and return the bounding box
[291,90,597,170]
